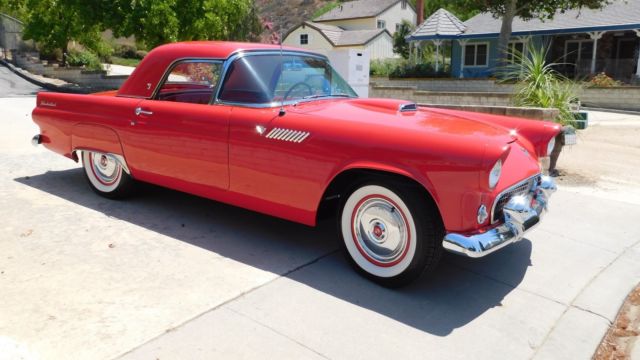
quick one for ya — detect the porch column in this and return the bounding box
[458,39,468,78]
[635,30,640,78]
[588,31,604,74]
[432,39,443,72]
[516,36,531,58]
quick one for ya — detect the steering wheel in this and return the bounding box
[283,82,313,101]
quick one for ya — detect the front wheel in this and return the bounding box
[82,151,134,199]
[339,183,443,287]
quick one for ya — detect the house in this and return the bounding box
[407,1,640,82]
[283,0,416,59]
[0,13,28,56]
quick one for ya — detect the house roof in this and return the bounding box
[315,0,413,22]
[464,0,640,37]
[407,8,466,40]
[286,21,390,47]
[408,0,640,41]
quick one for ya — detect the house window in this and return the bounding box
[564,39,594,68]
[300,34,308,45]
[396,23,401,32]
[377,20,386,29]
[506,41,526,63]
[401,0,407,9]
[464,43,489,67]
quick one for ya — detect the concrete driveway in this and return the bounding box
[1,91,639,358]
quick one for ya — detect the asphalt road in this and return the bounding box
[0,63,42,97]
[1,69,639,360]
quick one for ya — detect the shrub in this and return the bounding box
[39,48,63,62]
[114,44,138,59]
[134,50,148,59]
[587,72,621,88]
[390,63,449,78]
[370,58,449,78]
[502,46,579,126]
[66,49,103,71]
[313,1,341,19]
[370,59,404,76]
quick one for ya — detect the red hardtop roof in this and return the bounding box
[118,41,315,98]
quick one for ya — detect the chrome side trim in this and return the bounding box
[74,148,131,174]
[443,175,556,258]
[265,128,310,143]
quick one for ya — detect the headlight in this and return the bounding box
[546,137,556,156]
[489,159,502,189]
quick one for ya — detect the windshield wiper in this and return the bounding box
[301,94,353,100]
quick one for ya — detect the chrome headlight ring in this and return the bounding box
[489,159,502,189]
[546,136,556,156]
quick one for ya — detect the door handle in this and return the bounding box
[135,107,153,116]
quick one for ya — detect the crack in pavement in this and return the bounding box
[530,237,640,359]
[111,248,340,360]
[227,307,332,359]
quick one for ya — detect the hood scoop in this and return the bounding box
[399,103,418,112]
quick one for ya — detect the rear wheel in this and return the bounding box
[339,183,443,287]
[82,151,134,199]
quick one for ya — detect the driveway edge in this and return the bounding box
[0,58,90,93]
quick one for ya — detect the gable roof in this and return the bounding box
[408,0,640,41]
[463,1,640,37]
[285,21,391,46]
[315,0,414,22]
[407,8,466,40]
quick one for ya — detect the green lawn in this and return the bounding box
[109,56,141,67]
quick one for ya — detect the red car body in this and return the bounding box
[31,41,561,284]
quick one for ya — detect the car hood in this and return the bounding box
[290,98,517,144]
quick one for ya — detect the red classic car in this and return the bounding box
[32,41,560,287]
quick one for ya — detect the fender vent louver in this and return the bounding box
[265,128,310,143]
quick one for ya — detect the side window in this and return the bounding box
[377,20,386,29]
[218,56,277,104]
[300,34,309,45]
[155,61,222,104]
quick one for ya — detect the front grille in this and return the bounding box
[492,174,541,223]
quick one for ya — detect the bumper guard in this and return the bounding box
[442,175,556,258]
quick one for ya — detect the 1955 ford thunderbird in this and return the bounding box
[31,41,560,287]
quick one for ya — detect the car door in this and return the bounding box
[120,60,231,190]
[220,53,338,224]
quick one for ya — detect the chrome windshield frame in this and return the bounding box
[213,50,358,109]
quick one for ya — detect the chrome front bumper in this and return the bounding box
[442,175,557,258]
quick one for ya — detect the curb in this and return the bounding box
[0,58,90,94]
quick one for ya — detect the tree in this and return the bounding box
[105,0,261,49]
[20,0,105,65]
[461,0,610,65]
[0,0,28,19]
[409,0,479,22]
[393,20,414,59]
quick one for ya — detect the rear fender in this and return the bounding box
[71,124,130,173]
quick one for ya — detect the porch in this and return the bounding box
[549,30,640,82]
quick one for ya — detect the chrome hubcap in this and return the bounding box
[353,197,408,264]
[91,153,119,184]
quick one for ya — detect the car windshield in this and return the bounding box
[218,54,358,105]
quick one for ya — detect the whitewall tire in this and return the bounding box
[82,151,134,198]
[339,183,443,287]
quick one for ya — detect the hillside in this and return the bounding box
[255,0,335,41]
